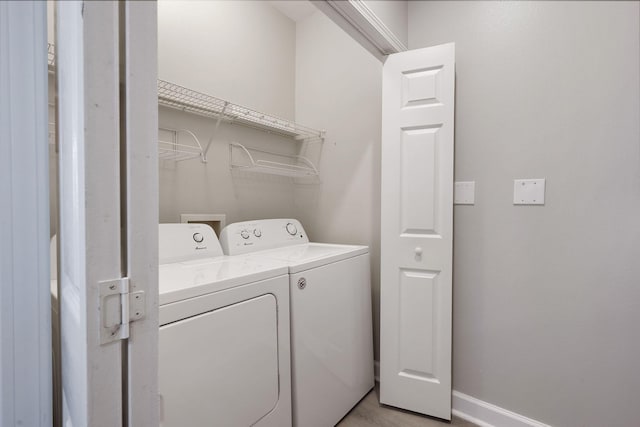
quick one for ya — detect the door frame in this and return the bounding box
[0,2,52,425]
[120,2,159,425]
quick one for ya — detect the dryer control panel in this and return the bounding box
[159,223,223,264]
[220,219,309,255]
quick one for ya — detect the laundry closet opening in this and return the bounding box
[156,0,382,369]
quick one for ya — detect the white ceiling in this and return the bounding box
[268,0,317,22]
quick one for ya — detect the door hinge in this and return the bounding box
[99,277,146,345]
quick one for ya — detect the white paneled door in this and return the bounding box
[56,2,158,426]
[380,43,455,420]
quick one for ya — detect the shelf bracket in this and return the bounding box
[202,101,229,163]
[295,130,326,144]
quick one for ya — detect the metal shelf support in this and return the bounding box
[202,101,229,163]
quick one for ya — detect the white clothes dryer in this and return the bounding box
[158,223,292,427]
[220,219,374,427]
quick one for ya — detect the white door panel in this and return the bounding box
[57,3,123,425]
[380,43,455,420]
[56,2,158,425]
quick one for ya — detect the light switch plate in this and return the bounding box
[513,179,545,205]
[454,181,475,205]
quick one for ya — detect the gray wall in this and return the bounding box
[409,2,640,426]
[158,0,295,119]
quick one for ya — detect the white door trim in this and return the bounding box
[0,2,52,425]
[313,0,407,61]
[121,2,159,425]
[325,0,407,54]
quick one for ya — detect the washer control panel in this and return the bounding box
[220,219,309,255]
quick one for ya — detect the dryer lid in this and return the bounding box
[159,256,288,305]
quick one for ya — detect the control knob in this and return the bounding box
[285,222,297,236]
[193,233,204,243]
[240,229,250,239]
[253,229,262,238]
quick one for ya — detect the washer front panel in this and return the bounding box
[289,254,374,427]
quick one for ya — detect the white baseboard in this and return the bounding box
[452,391,551,427]
[373,360,549,427]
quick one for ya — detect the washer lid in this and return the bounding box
[249,243,368,273]
[159,256,288,306]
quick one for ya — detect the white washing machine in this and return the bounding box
[158,223,292,427]
[220,219,374,427]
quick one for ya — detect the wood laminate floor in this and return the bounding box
[337,386,477,427]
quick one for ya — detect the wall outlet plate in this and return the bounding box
[454,181,475,205]
[513,179,545,205]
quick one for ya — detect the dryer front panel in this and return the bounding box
[159,294,279,426]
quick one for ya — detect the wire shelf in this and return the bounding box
[158,80,324,141]
[45,44,324,171]
[158,128,204,162]
[229,143,318,178]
